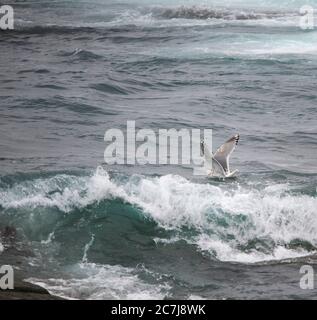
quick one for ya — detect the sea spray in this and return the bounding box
[1,168,316,263]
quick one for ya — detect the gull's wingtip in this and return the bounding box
[235,133,240,145]
[227,133,240,145]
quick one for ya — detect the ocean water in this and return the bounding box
[0,0,317,299]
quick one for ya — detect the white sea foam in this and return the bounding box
[27,262,170,300]
[104,5,309,29]
[82,234,95,263]
[0,169,124,212]
[188,294,206,300]
[1,167,317,263]
[0,242,4,254]
[194,235,311,263]
[41,231,55,245]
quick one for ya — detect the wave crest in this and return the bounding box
[1,167,316,263]
[157,6,287,21]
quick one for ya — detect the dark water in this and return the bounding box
[0,0,317,299]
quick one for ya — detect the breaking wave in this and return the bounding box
[155,6,295,20]
[1,167,316,263]
[12,5,309,32]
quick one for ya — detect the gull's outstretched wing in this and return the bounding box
[213,134,239,173]
[201,141,226,177]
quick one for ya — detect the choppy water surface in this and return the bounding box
[0,0,317,299]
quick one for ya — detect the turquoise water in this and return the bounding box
[0,0,317,299]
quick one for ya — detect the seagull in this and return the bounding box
[201,134,240,178]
